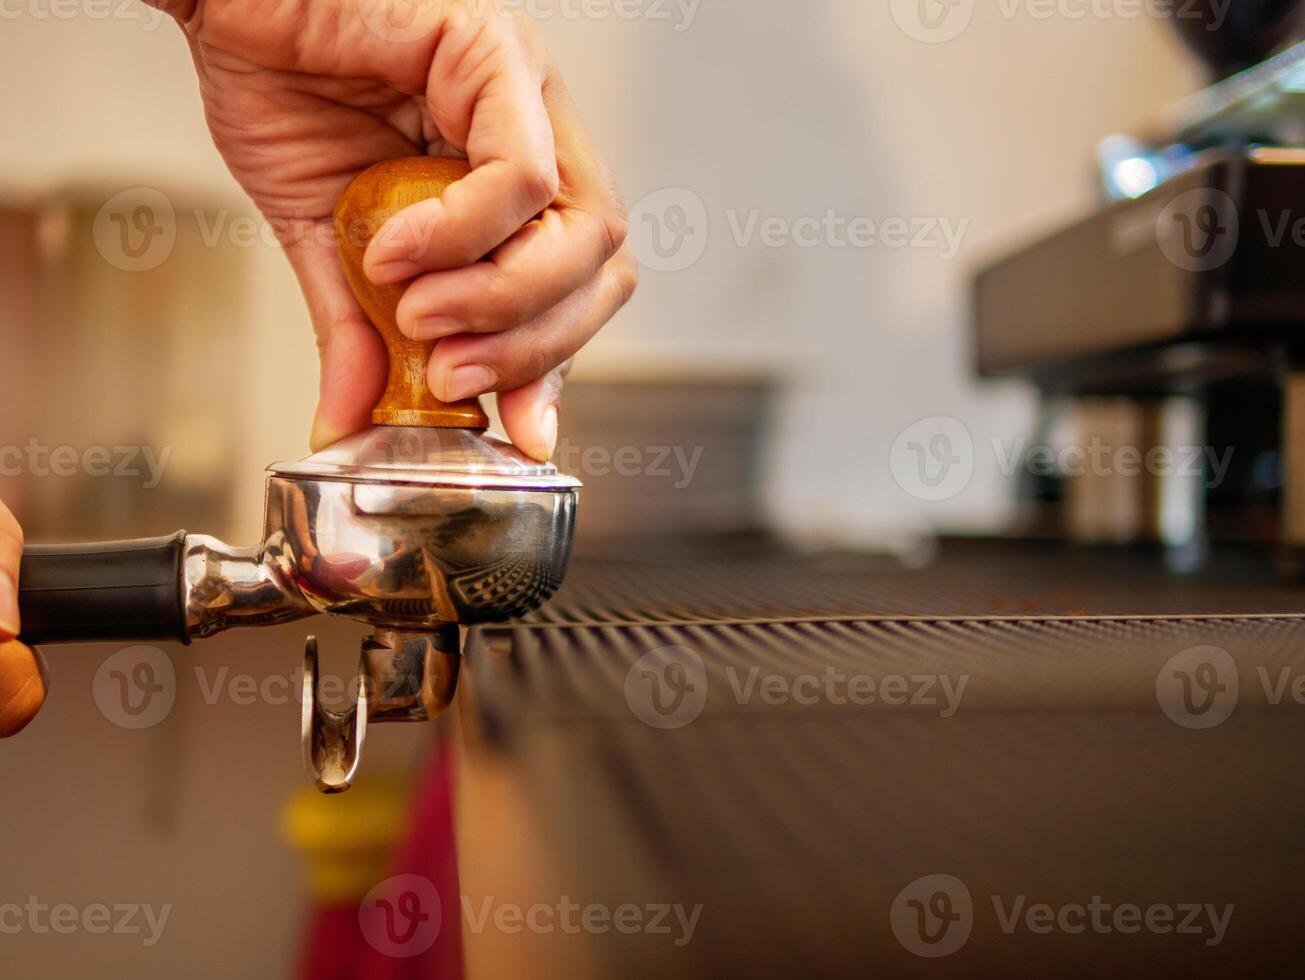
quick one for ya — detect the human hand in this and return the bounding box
[0,501,46,737]
[153,0,636,459]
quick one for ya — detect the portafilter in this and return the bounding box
[16,158,580,793]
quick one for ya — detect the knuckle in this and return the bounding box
[482,266,524,328]
[611,250,640,307]
[596,202,629,262]
[0,534,21,577]
[395,283,426,330]
[451,240,485,268]
[519,342,551,384]
[514,158,560,214]
[0,505,21,549]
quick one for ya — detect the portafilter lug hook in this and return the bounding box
[302,626,462,794]
[363,626,461,724]
[302,636,369,795]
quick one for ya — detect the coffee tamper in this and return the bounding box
[17,158,581,792]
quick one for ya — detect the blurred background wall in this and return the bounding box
[0,3,1206,546]
[0,3,1207,977]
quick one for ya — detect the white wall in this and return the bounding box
[541,1,1204,542]
[0,4,1204,547]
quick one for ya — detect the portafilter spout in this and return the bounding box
[17,158,581,793]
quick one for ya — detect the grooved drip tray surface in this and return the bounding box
[469,541,1305,978]
[516,538,1303,625]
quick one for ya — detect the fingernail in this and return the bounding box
[367,259,423,285]
[309,416,346,454]
[537,404,559,462]
[32,647,48,697]
[443,365,498,402]
[0,571,19,639]
[413,316,464,341]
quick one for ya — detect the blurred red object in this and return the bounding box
[295,743,463,980]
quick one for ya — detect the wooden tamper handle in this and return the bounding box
[334,157,490,430]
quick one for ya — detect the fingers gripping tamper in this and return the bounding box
[18,158,581,792]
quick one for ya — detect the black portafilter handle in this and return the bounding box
[17,532,191,646]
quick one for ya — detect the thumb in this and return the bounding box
[0,641,46,738]
[310,318,387,452]
[497,369,564,464]
[285,241,388,452]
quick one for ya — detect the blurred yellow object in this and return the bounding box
[281,777,410,905]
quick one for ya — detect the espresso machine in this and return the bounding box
[974,1,1305,568]
[15,158,580,793]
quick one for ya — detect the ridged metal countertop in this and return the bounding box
[469,541,1305,977]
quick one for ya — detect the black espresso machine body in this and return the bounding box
[973,9,1305,568]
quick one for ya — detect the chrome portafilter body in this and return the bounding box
[282,426,578,793]
[180,425,580,792]
[184,426,580,636]
[266,475,576,625]
[263,435,578,630]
